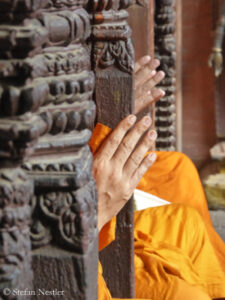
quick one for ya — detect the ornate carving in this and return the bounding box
[0,168,33,298]
[46,0,89,10]
[93,39,134,73]
[90,0,143,11]
[23,145,93,188]
[41,8,91,47]
[0,8,90,58]
[89,1,134,73]
[0,0,97,298]
[0,22,48,59]
[0,0,49,13]
[30,180,97,252]
[0,115,47,159]
[0,1,89,24]
[155,0,176,150]
[0,72,95,116]
[0,46,90,80]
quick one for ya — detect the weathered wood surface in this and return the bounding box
[90,0,135,298]
[0,1,98,299]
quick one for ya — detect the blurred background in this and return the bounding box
[129,0,225,239]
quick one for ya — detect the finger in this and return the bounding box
[135,82,165,103]
[134,59,160,89]
[141,71,165,92]
[112,116,152,166]
[124,130,157,175]
[135,69,156,90]
[131,152,157,186]
[135,88,165,114]
[95,114,137,159]
[134,55,151,73]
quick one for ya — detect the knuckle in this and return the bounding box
[136,124,146,136]
[109,134,120,147]
[137,166,147,179]
[130,155,140,167]
[121,140,134,154]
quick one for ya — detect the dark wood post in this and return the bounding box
[154,0,182,151]
[89,0,135,297]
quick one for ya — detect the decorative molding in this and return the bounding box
[0,22,48,58]
[155,0,176,150]
[30,180,97,252]
[0,1,89,24]
[93,39,134,73]
[0,72,95,116]
[0,8,90,58]
[0,168,33,297]
[89,1,134,73]
[0,46,90,80]
[0,115,47,159]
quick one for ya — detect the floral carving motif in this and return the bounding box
[93,39,134,73]
[30,180,97,252]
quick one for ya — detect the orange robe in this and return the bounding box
[90,123,225,300]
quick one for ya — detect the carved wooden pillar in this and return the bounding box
[154,0,181,151]
[0,1,98,299]
[88,1,135,297]
[212,0,225,140]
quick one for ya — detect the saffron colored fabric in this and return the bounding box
[89,123,225,300]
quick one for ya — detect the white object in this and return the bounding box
[134,189,171,211]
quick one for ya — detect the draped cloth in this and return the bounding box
[90,123,225,300]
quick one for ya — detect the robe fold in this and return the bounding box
[90,123,225,300]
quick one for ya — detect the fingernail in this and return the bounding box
[154,89,165,97]
[143,116,151,126]
[128,115,137,125]
[152,59,160,68]
[149,130,157,140]
[147,90,151,95]
[156,71,165,80]
[151,70,156,77]
[147,152,157,162]
[142,55,151,64]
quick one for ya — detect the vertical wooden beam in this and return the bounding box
[89,1,135,297]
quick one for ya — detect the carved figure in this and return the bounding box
[209,1,225,77]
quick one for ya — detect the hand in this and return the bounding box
[93,114,157,231]
[208,51,223,77]
[135,55,165,115]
